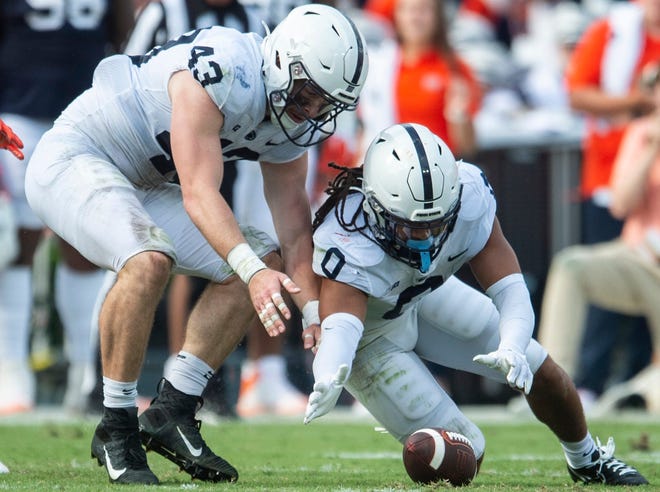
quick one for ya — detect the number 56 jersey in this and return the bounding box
[312,162,497,339]
[55,26,305,187]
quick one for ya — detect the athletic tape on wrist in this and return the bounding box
[226,243,267,284]
[302,300,320,329]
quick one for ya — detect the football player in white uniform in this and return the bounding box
[25,4,368,485]
[303,123,648,486]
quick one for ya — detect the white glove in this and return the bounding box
[303,364,349,424]
[473,348,533,394]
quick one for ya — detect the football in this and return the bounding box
[402,427,477,486]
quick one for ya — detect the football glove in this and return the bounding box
[473,348,533,394]
[0,120,24,160]
[303,364,349,424]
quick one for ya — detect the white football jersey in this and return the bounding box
[312,161,496,326]
[56,26,306,187]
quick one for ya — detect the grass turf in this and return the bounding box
[0,410,658,491]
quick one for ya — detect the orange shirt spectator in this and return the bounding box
[396,50,481,149]
[359,0,482,159]
[565,3,660,201]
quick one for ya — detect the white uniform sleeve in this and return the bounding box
[485,273,534,354]
[313,312,364,382]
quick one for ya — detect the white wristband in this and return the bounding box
[226,243,267,284]
[301,300,320,329]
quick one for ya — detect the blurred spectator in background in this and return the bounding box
[122,0,309,418]
[518,1,589,111]
[517,1,590,133]
[538,61,660,414]
[453,0,589,146]
[125,0,261,53]
[455,38,528,145]
[0,119,22,270]
[454,0,528,50]
[240,0,309,29]
[359,0,482,160]
[0,0,133,415]
[539,0,660,410]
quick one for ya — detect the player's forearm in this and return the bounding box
[486,273,534,354]
[569,87,648,118]
[274,189,319,306]
[184,186,248,260]
[280,234,319,309]
[312,312,363,382]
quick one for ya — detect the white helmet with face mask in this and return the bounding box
[361,123,462,273]
[261,3,369,146]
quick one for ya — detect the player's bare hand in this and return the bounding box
[250,269,300,336]
[302,324,321,353]
[301,300,321,352]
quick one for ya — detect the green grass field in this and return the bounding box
[0,409,658,491]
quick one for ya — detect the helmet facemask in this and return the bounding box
[365,186,462,273]
[267,61,357,147]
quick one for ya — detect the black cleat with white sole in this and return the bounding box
[567,437,649,486]
[139,379,238,482]
[91,406,159,485]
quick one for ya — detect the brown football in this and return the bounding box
[402,427,477,486]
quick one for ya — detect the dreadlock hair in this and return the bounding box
[312,162,368,234]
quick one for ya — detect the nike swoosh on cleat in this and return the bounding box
[447,248,468,262]
[104,446,127,480]
[177,426,203,457]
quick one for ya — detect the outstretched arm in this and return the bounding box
[470,217,535,394]
[304,278,368,423]
[168,70,299,334]
[261,157,320,332]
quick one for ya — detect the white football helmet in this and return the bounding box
[362,123,462,273]
[261,4,369,146]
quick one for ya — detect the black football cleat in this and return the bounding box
[91,406,159,485]
[139,379,238,482]
[567,437,649,486]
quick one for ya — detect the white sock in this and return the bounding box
[64,361,96,411]
[257,355,288,384]
[55,265,106,365]
[257,355,302,404]
[168,351,214,396]
[561,432,598,468]
[103,377,138,408]
[0,266,32,361]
